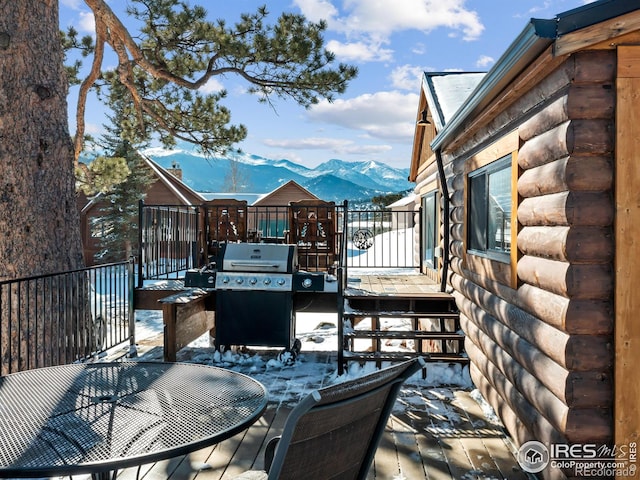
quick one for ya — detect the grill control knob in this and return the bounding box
[235,277,244,285]
[222,276,230,284]
[277,278,286,286]
[302,278,313,289]
[263,278,272,285]
[249,277,257,285]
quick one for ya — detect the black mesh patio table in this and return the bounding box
[0,362,268,479]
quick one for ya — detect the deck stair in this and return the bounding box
[338,291,468,374]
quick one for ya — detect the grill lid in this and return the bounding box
[219,243,298,273]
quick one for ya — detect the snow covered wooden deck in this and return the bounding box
[106,351,529,480]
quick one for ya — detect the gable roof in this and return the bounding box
[254,180,319,206]
[140,154,205,204]
[199,192,263,204]
[197,181,319,206]
[78,153,205,213]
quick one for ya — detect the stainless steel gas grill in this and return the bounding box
[214,243,299,352]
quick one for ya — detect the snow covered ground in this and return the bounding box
[131,308,490,412]
[346,225,415,268]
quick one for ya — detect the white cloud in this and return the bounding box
[307,91,419,143]
[526,1,553,15]
[297,0,484,42]
[79,11,95,34]
[326,39,393,62]
[475,55,494,68]
[84,122,102,135]
[293,0,340,23]
[294,0,483,65]
[390,65,428,91]
[262,137,391,156]
[264,137,353,150]
[199,78,225,94]
[412,42,427,55]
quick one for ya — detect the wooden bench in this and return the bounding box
[158,288,215,362]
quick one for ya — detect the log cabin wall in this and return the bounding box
[442,49,615,479]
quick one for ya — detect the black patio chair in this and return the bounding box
[234,357,426,480]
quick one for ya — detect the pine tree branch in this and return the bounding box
[74,18,107,165]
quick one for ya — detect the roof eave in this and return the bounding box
[431,19,556,152]
[421,74,446,131]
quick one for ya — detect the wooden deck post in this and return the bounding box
[615,45,640,447]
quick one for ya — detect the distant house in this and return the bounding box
[386,193,416,231]
[250,180,320,241]
[78,154,204,265]
[409,0,639,474]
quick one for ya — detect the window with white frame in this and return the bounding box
[468,154,511,260]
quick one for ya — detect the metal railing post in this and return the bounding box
[137,200,144,288]
[127,256,137,358]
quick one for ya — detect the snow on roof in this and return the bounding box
[199,192,263,204]
[423,72,486,131]
[386,194,416,209]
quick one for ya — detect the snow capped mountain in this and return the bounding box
[314,158,409,191]
[144,149,412,203]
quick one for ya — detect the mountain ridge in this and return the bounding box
[144,148,412,203]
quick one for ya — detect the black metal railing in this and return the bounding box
[137,201,419,283]
[0,260,134,375]
[138,202,200,285]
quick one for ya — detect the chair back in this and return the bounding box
[267,358,425,480]
[203,199,248,259]
[288,199,336,272]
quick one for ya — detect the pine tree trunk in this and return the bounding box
[0,1,84,280]
[0,2,92,372]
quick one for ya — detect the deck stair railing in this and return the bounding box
[337,201,466,374]
[137,202,200,285]
[337,293,466,374]
[0,260,135,375]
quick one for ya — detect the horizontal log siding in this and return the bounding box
[443,49,615,465]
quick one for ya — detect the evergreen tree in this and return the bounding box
[92,146,155,263]
[90,83,157,263]
[371,191,412,210]
[1,1,355,280]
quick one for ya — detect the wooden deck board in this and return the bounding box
[453,390,530,480]
[346,271,442,296]
[388,416,430,479]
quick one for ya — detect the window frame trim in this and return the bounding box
[467,154,512,262]
[462,130,520,289]
[421,189,440,272]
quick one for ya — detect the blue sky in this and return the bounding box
[60,0,595,169]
